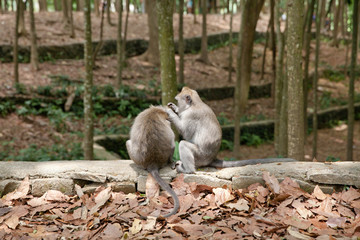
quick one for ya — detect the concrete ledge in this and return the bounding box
[0,160,359,196]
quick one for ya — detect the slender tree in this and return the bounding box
[274,0,286,156]
[29,0,39,71]
[233,0,265,157]
[157,0,177,105]
[106,0,113,25]
[198,0,210,64]
[287,0,304,161]
[141,0,160,66]
[116,0,123,87]
[62,0,70,25]
[303,0,315,142]
[331,0,341,47]
[312,0,323,159]
[193,0,197,23]
[227,0,234,83]
[18,0,26,35]
[347,0,358,161]
[69,0,75,37]
[121,0,129,63]
[14,0,20,86]
[83,0,94,160]
[178,0,185,84]
[92,1,105,63]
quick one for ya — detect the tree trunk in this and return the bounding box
[274,0,286,157]
[227,0,234,83]
[178,0,185,85]
[54,0,60,11]
[233,0,265,158]
[347,0,358,161]
[39,0,48,11]
[106,0,113,25]
[260,22,270,80]
[193,0,197,23]
[122,0,129,62]
[303,0,315,143]
[198,0,210,64]
[116,0,123,88]
[62,0,69,24]
[69,0,75,37]
[94,0,100,16]
[14,0,20,86]
[331,0,341,47]
[287,0,304,161]
[270,0,276,99]
[92,1,105,63]
[18,0,26,35]
[29,0,39,71]
[312,0,324,160]
[157,0,177,105]
[83,0,94,160]
[141,0,160,66]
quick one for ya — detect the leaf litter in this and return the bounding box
[0,173,359,239]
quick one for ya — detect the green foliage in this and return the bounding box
[320,92,347,109]
[217,113,232,125]
[173,141,180,161]
[15,83,27,95]
[240,114,266,123]
[0,100,16,117]
[220,139,234,151]
[325,155,340,162]
[37,85,53,96]
[1,143,84,161]
[240,133,263,147]
[103,84,116,97]
[323,69,345,82]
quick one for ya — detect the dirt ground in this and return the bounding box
[0,12,360,161]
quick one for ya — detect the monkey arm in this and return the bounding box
[166,107,185,133]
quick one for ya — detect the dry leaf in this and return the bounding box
[292,200,313,219]
[89,187,111,215]
[313,185,327,200]
[100,223,123,239]
[341,188,360,203]
[226,199,249,212]
[143,216,157,231]
[213,188,235,206]
[129,218,142,234]
[145,173,160,201]
[287,226,312,240]
[263,172,280,194]
[326,217,347,229]
[4,176,30,201]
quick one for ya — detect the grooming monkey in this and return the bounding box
[126,106,179,217]
[167,87,295,174]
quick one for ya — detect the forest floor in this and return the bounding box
[0,12,360,161]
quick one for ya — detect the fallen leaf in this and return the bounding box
[4,215,19,230]
[0,208,11,217]
[143,216,157,231]
[45,190,70,202]
[287,226,312,240]
[336,205,355,219]
[4,176,30,201]
[100,223,123,239]
[340,187,360,203]
[89,187,111,215]
[326,217,347,229]
[263,172,280,194]
[313,185,327,200]
[351,200,360,209]
[284,216,311,230]
[226,199,249,212]
[178,194,194,213]
[292,199,313,219]
[129,218,142,234]
[213,188,235,206]
[145,173,160,202]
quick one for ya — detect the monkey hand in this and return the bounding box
[167,102,179,114]
[171,161,181,170]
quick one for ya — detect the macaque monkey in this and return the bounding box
[167,87,295,174]
[126,106,179,217]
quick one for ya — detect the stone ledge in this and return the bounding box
[0,160,358,196]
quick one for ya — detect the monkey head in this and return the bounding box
[175,87,201,113]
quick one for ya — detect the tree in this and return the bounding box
[92,1,105,63]
[303,0,315,142]
[227,0,234,83]
[331,0,341,47]
[18,0,26,36]
[287,0,304,161]
[29,0,39,70]
[116,0,123,87]
[106,0,113,25]
[14,0,20,86]
[69,0,75,38]
[178,0,185,85]
[83,0,94,160]
[141,0,160,66]
[157,0,177,105]
[274,0,286,156]
[347,0,358,161]
[39,0,47,11]
[233,0,265,157]
[198,0,210,64]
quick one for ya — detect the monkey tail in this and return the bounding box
[210,158,297,168]
[149,168,180,218]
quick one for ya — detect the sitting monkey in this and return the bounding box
[167,87,295,173]
[126,106,179,217]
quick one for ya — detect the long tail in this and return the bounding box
[149,169,180,218]
[210,158,296,168]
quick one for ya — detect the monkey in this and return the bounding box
[166,87,296,174]
[126,106,179,218]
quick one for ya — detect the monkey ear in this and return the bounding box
[185,95,192,105]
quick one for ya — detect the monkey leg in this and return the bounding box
[176,140,198,173]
